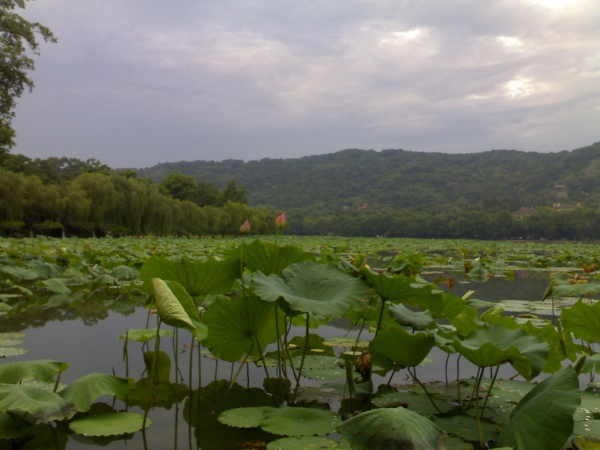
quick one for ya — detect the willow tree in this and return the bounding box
[1,0,56,158]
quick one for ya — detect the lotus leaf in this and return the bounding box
[452,325,548,380]
[41,278,71,294]
[58,373,134,412]
[388,303,435,330]
[0,360,69,384]
[261,406,339,436]
[109,265,139,280]
[202,293,282,362]
[0,384,76,422]
[117,328,172,343]
[0,348,28,357]
[0,412,22,439]
[433,415,499,442]
[553,283,600,298]
[235,240,315,276]
[369,325,435,369]
[253,261,369,318]
[141,256,238,298]
[267,436,350,449]
[218,406,275,428]
[337,406,446,450]
[562,299,600,343]
[151,278,207,340]
[497,365,581,450]
[69,412,151,436]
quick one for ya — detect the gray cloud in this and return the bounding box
[12,0,600,167]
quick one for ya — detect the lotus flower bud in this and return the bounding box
[240,219,251,234]
[275,212,286,229]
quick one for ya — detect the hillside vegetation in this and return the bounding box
[137,142,600,238]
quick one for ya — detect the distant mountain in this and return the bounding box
[137,142,600,217]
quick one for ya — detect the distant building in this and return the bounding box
[552,203,580,212]
[513,206,536,219]
[359,202,369,210]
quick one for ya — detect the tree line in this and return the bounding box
[0,155,277,237]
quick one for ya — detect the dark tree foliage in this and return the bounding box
[0,0,56,157]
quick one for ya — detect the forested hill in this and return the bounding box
[137,142,600,216]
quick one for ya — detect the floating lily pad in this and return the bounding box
[69,412,151,436]
[322,337,369,349]
[117,328,172,343]
[261,406,339,436]
[267,436,350,449]
[0,347,28,357]
[218,406,275,428]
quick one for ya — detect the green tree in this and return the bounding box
[159,172,198,202]
[1,0,56,157]
[223,180,248,204]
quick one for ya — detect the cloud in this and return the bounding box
[12,0,600,167]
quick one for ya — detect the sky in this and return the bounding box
[12,0,600,168]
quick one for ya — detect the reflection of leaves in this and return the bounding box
[184,381,274,450]
[126,379,188,410]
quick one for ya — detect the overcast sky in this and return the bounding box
[12,0,600,168]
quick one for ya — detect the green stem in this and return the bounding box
[480,365,500,419]
[354,318,366,351]
[407,367,442,415]
[375,297,386,337]
[292,312,310,402]
[456,354,462,413]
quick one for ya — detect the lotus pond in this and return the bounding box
[0,236,599,449]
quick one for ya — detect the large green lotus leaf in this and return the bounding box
[202,293,282,362]
[267,436,350,449]
[497,365,581,450]
[253,261,369,318]
[117,328,172,343]
[452,325,548,379]
[370,325,434,369]
[553,283,600,298]
[0,266,39,281]
[33,262,63,279]
[562,299,600,343]
[290,355,345,381]
[141,255,238,297]
[337,406,446,450]
[433,415,499,443]
[0,384,76,422]
[109,265,139,280]
[261,406,339,436]
[69,412,151,436]
[361,270,475,320]
[581,354,600,374]
[360,269,434,304]
[388,303,435,330]
[40,278,71,294]
[218,406,276,428]
[58,373,134,413]
[0,360,69,384]
[234,240,315,276]
[151,279,207,340]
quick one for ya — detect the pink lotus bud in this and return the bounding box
[240,219,251,234]
[275,212,286,229]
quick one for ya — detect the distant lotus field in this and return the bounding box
[0,236,599,449]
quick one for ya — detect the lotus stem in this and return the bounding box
[480,365,500,418]
[284,314,299,383]
[375,297,386,337]
[456,354,462,413]
[464,366,484,412]
[197,340,202,389]
[188,334,194,391]
[229,355,249,390]
[407,366,442,415]
[386,365,398,386]
[292,312,310,402]
[253,332,278,406]
[444,353,450,386]
[354,318,366,351]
